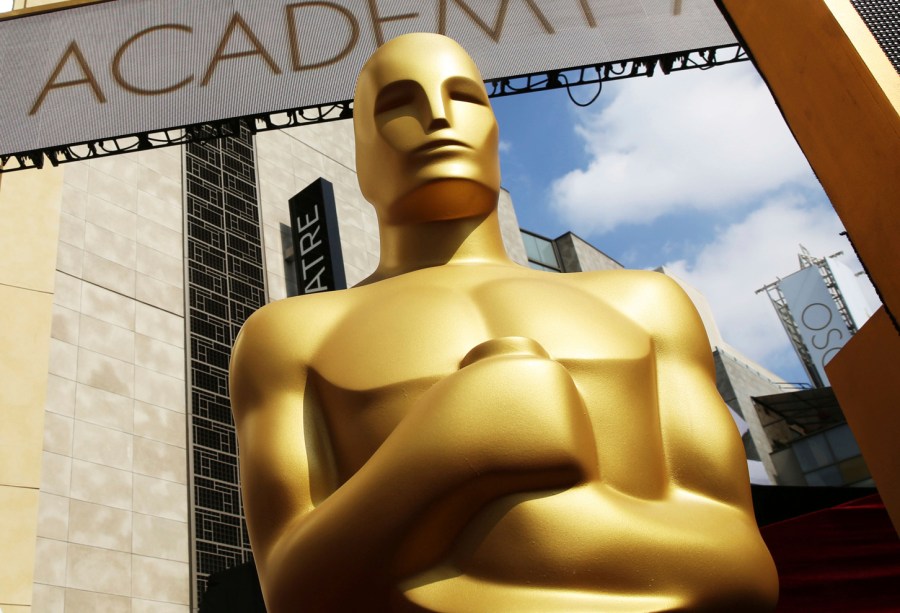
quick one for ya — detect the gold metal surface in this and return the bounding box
[230,33,777,612]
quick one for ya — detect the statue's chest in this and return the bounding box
[313,277,650,391]
[311,276,654,481]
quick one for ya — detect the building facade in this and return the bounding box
[9,103,855,610]
[3,114,793,612]
[2,112,541,612]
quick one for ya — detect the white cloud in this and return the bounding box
[662,194,878,379]
[498,139,512,153]
[550,63,814,233]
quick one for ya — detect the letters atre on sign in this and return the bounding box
[289,179,347,295]
[0,0,736,156]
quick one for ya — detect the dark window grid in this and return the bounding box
[229,302,258,328]
[222,130,252,150]
[192,545,255,584]
[187,218,227,250]
[194,483,241,514]
[199,509,242,529]
[197,507,242,530]
[195,476,243,498]
[227,234,263,262]
[222,136,255,162]
[227,254,265,284]
[197,543,246,564]
[225,132,254,152]
[190,296,229,324]
[185,161,223,189]
[190,241,228,273]
[225,211,262,240]
[223,173,257,200]
[196,540,220,553]
[224,146,255,166]
[190,287,229,320]
[189,307,230,334]
[194,539,253,569]
[189,313,231,345]
[189,319,230,347]
[186,141,223,167]
[196,473,237,489]
[194,511,241,536]
[229,279,266,305]
[210,520,242,546]
[192,368,229,396]
[187,198,225,227]
[192,359,229,380]
[195,486,231,513]
[183,156,207,180]
[185,176,224,205]
[224,191,260,220]
[187,127,264,598]
[193,425,237,455]
[193,434,238,462]
[192,337,232,371]
[222,153,256,182]
[189,264,228,296]
[192,387,231,409]
[195,493,240,517]
[192,367,230,399]
[186,174,223,196]
[192,391,234,424]
[197,548,245,578]
[193,390,232,420]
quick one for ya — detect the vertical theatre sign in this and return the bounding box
[289,179,347,295]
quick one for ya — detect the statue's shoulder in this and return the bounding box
[572,268,681,298]
[573,269,705,342]
[233,290,354,366]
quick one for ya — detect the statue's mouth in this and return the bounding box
[414,139,470,154]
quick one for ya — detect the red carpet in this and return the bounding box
[761,494,900,612]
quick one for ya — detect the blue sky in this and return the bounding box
[491,60,880,385]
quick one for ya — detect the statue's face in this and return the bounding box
[354,34,501,223]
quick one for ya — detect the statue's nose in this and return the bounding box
[424,91,450,133]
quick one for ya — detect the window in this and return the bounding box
[521,230,561,272]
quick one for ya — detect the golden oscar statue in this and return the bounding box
[229,33,778,612]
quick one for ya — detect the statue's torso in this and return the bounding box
[313,265,659,487]
[299,265,772,610]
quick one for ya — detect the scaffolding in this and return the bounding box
[756,247,858,388]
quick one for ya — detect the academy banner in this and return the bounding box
[0,0,736,156]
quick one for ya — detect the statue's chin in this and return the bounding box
[385,178,499,225]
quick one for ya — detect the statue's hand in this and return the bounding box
[408,337,596,490]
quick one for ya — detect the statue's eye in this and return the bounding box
[445,77,488,106]
[449,89,484,104]
[375,82,416,115]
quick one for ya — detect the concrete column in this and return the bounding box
[0,167,64,613]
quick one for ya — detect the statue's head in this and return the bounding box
[354,33,501,224]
